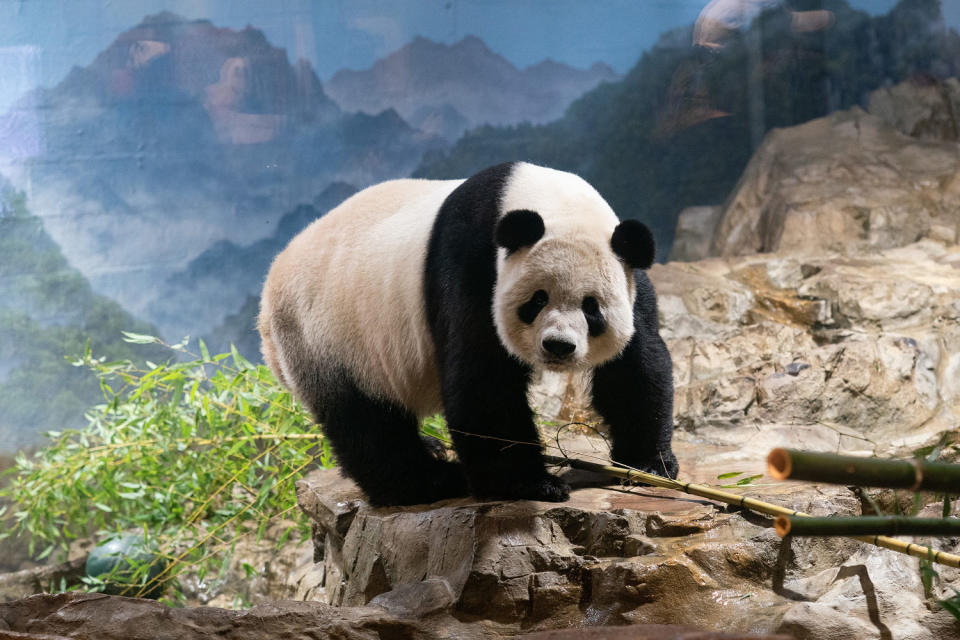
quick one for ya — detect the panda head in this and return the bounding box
[492,184,655,372]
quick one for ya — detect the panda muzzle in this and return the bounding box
[542,338,576,359]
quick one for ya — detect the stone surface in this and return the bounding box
[0,592,795,640]
[295,460,872,636]
[669,206,724,263]
[868,77,960,142]
[0,560,84,603]
[521,626,792,639]
[0,592,429,639]
[708,80,960,259]
[645,242,960,454]
[775,498,960,639]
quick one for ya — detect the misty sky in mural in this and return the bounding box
[2,0,952,114]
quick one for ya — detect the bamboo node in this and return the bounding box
[766,448,791,480]
[774,515,791,537]
[909,458,924,492]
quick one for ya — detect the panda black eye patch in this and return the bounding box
[518,290,549,324]
[582,296,606,336]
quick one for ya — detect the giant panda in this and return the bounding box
[258,162,677,506]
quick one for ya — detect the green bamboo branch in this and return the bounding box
[766,448,960,493]
[775,515,960,537]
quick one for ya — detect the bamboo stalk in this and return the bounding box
[543,454,960,568]
[766,448,960,493]
[775,515,960,537]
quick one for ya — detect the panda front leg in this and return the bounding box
[439,348,569,502]
[320,377,469,507]
[591,318,679,479]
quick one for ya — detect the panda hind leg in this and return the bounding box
[318,378,469,507]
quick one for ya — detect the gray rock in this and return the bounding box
[0,592,430,639]
[295,464,870,635]
[0,559,85,603]
[642,242,960,453]
[708,97,960,258]
[868,77,960,141]
[368,577,456,618]
[776,547,950,640]
[669,206,724,262]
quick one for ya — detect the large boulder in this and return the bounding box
[706,80,960,259]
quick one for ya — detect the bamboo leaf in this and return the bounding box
[716,471,743,480]
[920,557,936,598]
[199,339,211,363]
[940,588,960,622]
[121,331,161,345]
[0,343,316,602]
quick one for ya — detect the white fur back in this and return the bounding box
[261,178,463,417]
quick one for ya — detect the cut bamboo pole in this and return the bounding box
[543,454,960,568]
[766,448,960,493]
[775,515,960,537]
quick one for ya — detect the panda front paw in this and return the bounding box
[525,473,571,502]
[365,460,469,507]
[473,473,570,503]
[431,460,471,500]
[614,448,679,480]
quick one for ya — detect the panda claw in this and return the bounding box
[616,450,680,481]
[530,474,571,502]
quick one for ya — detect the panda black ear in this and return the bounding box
[495,209,545,253]
[611,220,655,269]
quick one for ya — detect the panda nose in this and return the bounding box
[542,338,576,358]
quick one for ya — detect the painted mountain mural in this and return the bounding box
[150,182,358,342]
[0,12,439,334]
[0,179,166,451]
[325,35,618,140]
[0,12,621,344]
